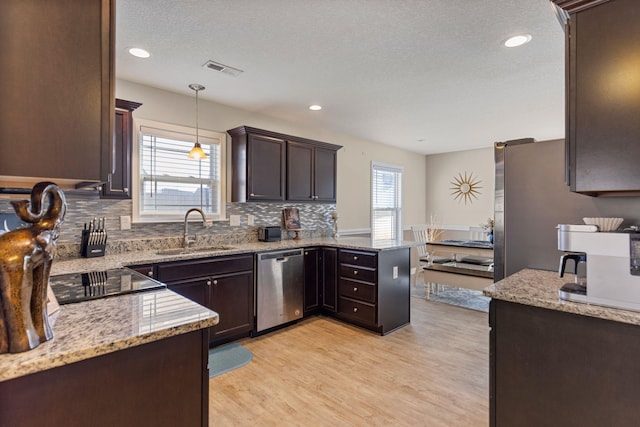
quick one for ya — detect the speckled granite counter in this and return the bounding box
[0,289,218,382]
[484,268,640,326]
[52,236,416,275]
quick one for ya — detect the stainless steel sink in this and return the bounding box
[157,245,236,256]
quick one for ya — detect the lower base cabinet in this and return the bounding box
[336,248,410,335]
[304,247,338,316]
[0,330,209,427]
[490,299,640,426]
[156,254,254,346]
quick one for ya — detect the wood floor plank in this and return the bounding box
[209,294,489,426]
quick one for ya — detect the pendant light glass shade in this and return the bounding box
[188,83,207,160]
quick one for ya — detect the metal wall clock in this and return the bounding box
[450,172,482,204]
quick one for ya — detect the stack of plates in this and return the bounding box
[583,217,623,232]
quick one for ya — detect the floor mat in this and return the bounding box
[208,343,253,378]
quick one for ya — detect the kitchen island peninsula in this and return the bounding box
[484,269,640,427]
[0,288,218,427]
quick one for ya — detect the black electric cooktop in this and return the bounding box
[49,268,166,305]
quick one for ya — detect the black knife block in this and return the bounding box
[80,229,107,258]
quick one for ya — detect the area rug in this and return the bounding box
[412,282,490,313]
[208,343,253,378]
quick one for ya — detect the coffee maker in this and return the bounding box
[557,224,640,311]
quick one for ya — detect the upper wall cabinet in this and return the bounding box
[228,126,342,203]
[0,0,114,190]
[552,0,640,195]
[102,99,142,199]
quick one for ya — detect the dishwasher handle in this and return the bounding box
[258,249,303,261]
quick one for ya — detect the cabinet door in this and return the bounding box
[247,134,285,201]
[303,248,320,315]
[209,271,254,345]
[102,108,131,198]
[321,248,338,313]
[0,0,113,185]
[568,0,640,193]
[287,142,314,201]
[167,278,209,309]
[313,147,337,202]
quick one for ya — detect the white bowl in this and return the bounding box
[583,217,623,232]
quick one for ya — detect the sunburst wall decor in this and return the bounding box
[450,172,482,204]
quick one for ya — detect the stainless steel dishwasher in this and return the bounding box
[255,249,304,332]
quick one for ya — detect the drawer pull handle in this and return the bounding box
[353,287,358,292]
[353,270,358,275]
[353,307,358,313]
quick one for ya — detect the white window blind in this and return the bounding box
[134,120,225,221]
[371,162,403,241]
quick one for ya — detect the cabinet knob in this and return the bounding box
[353,256,358,260]
[213,280,218,285]
[305,251,308,255]
[206,280,212,286]
[250,193,255,197]
[353,307,358,313]
[353,270,358,275]
[147,271,153,277]
[353,287,358,292]
[123,187,129,192]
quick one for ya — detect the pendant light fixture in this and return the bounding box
[187,83,207,160]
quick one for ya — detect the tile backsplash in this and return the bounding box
[0,196,336,256]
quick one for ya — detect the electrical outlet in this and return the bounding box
[229,215,241,226]
[247,214,254,226]
[120,215,131,230]
[393,266,398,279]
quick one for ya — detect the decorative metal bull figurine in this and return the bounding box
[0,182,66,353]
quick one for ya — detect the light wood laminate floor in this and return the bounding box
[209,295,489,426]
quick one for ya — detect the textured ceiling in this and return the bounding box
[116,0,565,155]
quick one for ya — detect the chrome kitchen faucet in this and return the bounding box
[183,208,211,248]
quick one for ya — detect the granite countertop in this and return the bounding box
[52,236,416,275]
[0,289,218,382]
[484,269,640,326]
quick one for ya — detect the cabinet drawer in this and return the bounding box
[157,254,253,282]
[338,297,376,325]
[339,249,377,268]
[339,264,376,283]
[339,279,375,303]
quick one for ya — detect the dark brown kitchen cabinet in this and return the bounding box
[490,299,640,426]
[0,330,210,427]
[155,254,254,346]
[303,247,338,316]
[228,126,341,202]
[228,126,286,202]
[304,248,320,315]
[287,141,338,202]
[336,248,410,335]
[0,0,114,189]
[552,0,640,194]
[101,99,142,199]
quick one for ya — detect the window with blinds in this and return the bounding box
[134,119,225,221]
[371,162,403,241]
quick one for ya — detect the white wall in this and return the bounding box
[424,147,494,229]
[116,79,426,232]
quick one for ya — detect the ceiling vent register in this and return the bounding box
[202,60,244,77]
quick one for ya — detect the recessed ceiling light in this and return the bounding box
[309,105,322,111]
[504,34,532,48]
[128,47,151,58]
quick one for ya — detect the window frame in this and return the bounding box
[371,161,403,242]
[132,118,226,223]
